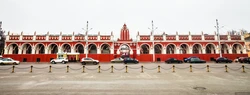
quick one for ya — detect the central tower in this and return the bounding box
[118,24,132,41]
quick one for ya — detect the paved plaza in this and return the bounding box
[0,62,250,95]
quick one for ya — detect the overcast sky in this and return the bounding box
[0,0,250,39]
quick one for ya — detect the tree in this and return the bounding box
[0,21,5,55]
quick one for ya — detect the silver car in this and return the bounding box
[50,57,68,64]
[81,57,99,65]
[0,58,20,65]
[111,58,124,63]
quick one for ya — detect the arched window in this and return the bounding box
[140,44,149,54]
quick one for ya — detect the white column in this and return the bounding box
[137,47,140,55]
[71,48,75,53]
[163,34,166,41]
[45,47,48,54]
[176,32,179,41]
[162,48,166,54]
[4,48,8,54]
[189,48,192,54]
[110,48,114,54]
[150,46,154,54]
[202,48,206,54]
[84,46,88,54]
[97,48,101,54]
[201,32,205,40]
[18,48,22,54]
[243,47,247,54]
[176,48,180,54]
[58,47,62,53]
[228,48,232,54]
[188,31,191,41]
[31,47,35,54]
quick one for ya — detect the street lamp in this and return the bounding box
[82,21,92,58]
[148,20,158,62]
[215,19,223,57]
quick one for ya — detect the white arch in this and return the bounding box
[7,43,19,54]
[34,43,45,54]
[21,43,33,54]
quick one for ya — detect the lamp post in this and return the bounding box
[82,21,92,58]
[148,20,157,62]
[215,19,222,57]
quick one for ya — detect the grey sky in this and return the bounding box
[0,0,249,39]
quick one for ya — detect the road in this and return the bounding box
[0,62,250,95]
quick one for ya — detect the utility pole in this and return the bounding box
[148,20,157,62]
[215,19,222,57]
[82,21,92,58]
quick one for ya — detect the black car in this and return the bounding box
[215,57,232,63]
[184,56,198,63]
[124,58,139,64]
[189,58,206,63]
[165,58,183,63]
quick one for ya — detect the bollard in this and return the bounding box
[125,65,128,73]
[82,66,85,73]
[49,65,52,73]
[111,65,114,73]
[30,65,33,73]
[67,65,69,73]
[207,65,210,72]
[158,65,160,73]
[11,65,15,73]
[98,65,101,73]
[242,65,245,73]
[172,65,175,72]
[225,65,228,72]
[141,65,144,73]
[190,65,192,72]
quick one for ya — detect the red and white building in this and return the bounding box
[3,24,247,62]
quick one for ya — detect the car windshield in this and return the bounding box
[116,58,123,60]
[85,58,93,60]
[191,58,200,61]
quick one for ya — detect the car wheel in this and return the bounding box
[13,62,17,65]
[62,61,66,64]
[0,63,4,65]
[52,61,56,64]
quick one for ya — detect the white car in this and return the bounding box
[0,58,20,65]
[81,57,99,65]
[50,57,68,64]
[111,58,124,63]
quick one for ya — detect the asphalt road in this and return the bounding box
[0,62,250,95]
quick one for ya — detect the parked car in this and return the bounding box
[111,58,124,63]
[0,58,20,65]
[124,58,139,64]
[50,57,68,64]
[215,57,232,63]
[81,57,99,65]
[238,57,250,63]
[184,56,198,63]
[189,58,206,63]
[165,58,183,63]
